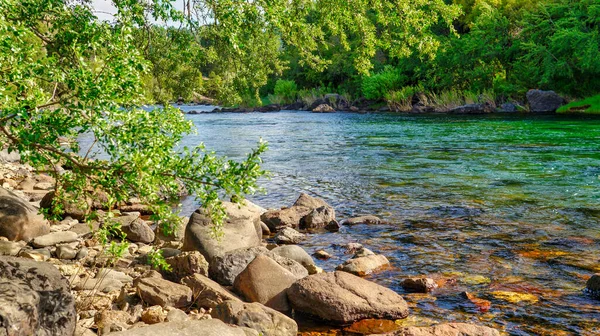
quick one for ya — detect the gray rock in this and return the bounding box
[313,250,332,260]
[274,227,306,244]
[182,201,262,260]
[73,277,124,293]
[76,246,89,259]
[353,247,375,258]
[123,218,155,243]
[107,319,255,336]
[526,89,565,112]
[287,271,409,323]
[233,255,298,311]
[0,256,76,335]
[182,273,242,308]
[155,217,188,243]
[96,268,134,283]
[209,246,308,286]
[260,207,309,232]
[301,206,337,230]
[0,148,20,162]
[135,277,192,308]
[0,186,50,241]
[161,247,182,258]
[40,191,92,220]
[271,245,315,268]
[31,230,78,248]
[499,103,518,113]
[448,103,495,114]
[586,274,600,298]
[70,221,99,238]
[212,300,298,336]
[165,308,188,322]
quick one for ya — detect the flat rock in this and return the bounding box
[342,215,383,225]
[274,227,306,244]
[336,254,390,276]
[31,231,78,247]
[379,323,500,336]
[271,245,315,268]
[136,277,192,308]
[107,319,256,336]
[233,254,298,311]
[182,201,262,260]
[182,273,242,308]
[212,300,298,336]
[287,271,409,324]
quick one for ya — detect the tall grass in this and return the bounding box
[428,89,496,111]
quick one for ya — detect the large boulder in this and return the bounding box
[182,201,262,260]
[212,300,298,336]
[209,246,308,286]
[135,276,193,308]
[261,193,335,232]
[233,254,298,311]
[287,271,409,324]
[526,89,565,113]
[0,256,76,335]
[107,319,257,336]
[380,323,500,336]
[181,273,242,308]
[0,186,50,241]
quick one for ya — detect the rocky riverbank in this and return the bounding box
[0,157,513,335]
[192,90,566,115]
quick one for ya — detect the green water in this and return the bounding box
[182,110,600,335]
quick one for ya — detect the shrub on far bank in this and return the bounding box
[362,67,407,100]
[557,95,600,114]
[274,79,298,104]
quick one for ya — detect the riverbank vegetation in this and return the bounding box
[130,0,600,111]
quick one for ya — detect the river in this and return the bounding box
[179,107,600,335]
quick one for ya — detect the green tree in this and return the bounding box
[0,0,266,238]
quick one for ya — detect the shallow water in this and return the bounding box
[184,109,600,335]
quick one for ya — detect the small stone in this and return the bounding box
[96,268,134,283]
[19,249,49,261]
[166,308,189,322]
[161,247,181,258]
[401,278,438,293]
[141,305,167,324]
[31,231,78,248]
[273,227,306,244]
[55,242,78,259]
[135,277,192,308]
[313,250,332,260]
[0,240,25,256]
[34,182,54,190]
[75,247,88,259]
[123,219,155,244]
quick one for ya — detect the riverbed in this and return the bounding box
[181,108,600,335]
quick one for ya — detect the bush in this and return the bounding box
[557,94,600,114]
[385,85,424,111]
[273,79,298,104]
[361,66,407,100]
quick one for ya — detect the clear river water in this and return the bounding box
[179,106,600,335]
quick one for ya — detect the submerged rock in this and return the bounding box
[342,215,384,225]
[287,271,409,324]
[585,274,600,298]
[382,323,500,336]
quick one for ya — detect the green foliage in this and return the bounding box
[273,80,298,104]
[0,0,267,240]
[515,0,600,97]
[147,248,172,272]
[557,94,600,114]
[385,85,424,112]
[362,67,407,100]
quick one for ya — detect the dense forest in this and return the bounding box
[135,0,600,111]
